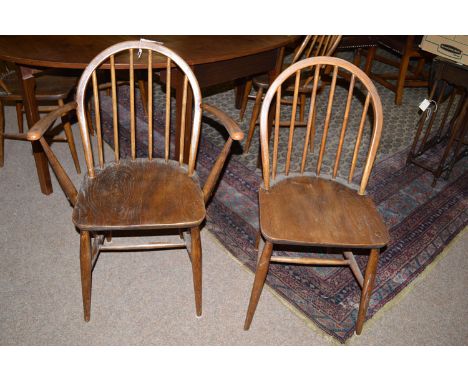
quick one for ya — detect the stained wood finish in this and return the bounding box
[72,159,206,231]
[26,40,243,321]
[244,56,388,334]
[0,66,81,173]
[259,177,389,247]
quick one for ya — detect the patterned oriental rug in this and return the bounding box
[95,80,467,343]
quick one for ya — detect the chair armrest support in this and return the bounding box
[201,103,244,141]
[27,101,77,141]
[201,103,244,205]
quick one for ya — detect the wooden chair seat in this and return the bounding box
[0,72,77,101]
[72,159,206,231]
[259,176,389,248]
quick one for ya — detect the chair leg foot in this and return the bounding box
[244,240,273,330]
[80,231,92,322]
[190,226,202,317]
[355,248,380,335]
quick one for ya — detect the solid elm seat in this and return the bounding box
[259,177,389,248]
[72,159,205,231]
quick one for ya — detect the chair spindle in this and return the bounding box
[333,73,356,178]
[110,54,119,162]
[129,49,136,160]
[165,57,171,162]
[300,65,321,173]
[91,71,104,168]
[316,65,338,176]
[349,92,370,183]
[285,70,302,175]
[148,49,153,160]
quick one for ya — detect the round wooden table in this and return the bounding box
[0,35,297,195]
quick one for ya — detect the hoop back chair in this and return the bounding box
[26,40,243,321]
[244,57,389,335]
[0,61,81,173]
[242,35,342,153]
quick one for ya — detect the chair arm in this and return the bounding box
[201,103,244,205]
[27,101,77,141]
[201,103,244,141]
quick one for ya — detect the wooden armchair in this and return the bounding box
[243,57,389,335]
[241,35,342,153]
[26,41,243,321]
[0,62,80,172]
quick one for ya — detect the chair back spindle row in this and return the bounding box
[260,57,383,195]
[76,41,202,179]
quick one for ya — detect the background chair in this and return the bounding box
[335,35,378,76]
[243,56,389,335]
[241,35,342,153]
[26,41,243,321]
[0,62,81,172]
[370,35,430,105]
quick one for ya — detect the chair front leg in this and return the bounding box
[190,226,202,317]
[355,248,380,334]
[244,240,273,330]
[80,230,92,322]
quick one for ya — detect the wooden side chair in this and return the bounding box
[242,35,342,153]
[26,41,243,321]
[370,35,430,105]
[243,57,389,335]
[0,62,81,172]
[335,35,378,76]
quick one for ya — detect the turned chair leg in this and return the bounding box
[80,231,92,322]
[244,240,273,330]
[363,46,376,76]
[395,53,411,105]
[244,87,264,153]
[355,248,380,335]
[190,226,202,317]
[16,102,24,133]
[0,100,4,167]
[58,99,81,174]
[239,79,252,121]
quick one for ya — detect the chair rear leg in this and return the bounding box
[395,53,411,105]
[80,231,92,322]
[244,240,273,330]
[58,99,81,174]
[355,248,380,334]
[239,79,252,121]
[190,226,202,317]
[16,102,24,133]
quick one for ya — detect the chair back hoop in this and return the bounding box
[76,40,202,178]
[259,56,383,195]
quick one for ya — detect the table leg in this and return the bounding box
[17,66,53,195]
